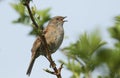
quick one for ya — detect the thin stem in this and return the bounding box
[24,0,39,28]
[47,55,62,78]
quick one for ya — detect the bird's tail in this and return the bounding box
[26,58,35,76]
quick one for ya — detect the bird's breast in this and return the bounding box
[45,26,64,53]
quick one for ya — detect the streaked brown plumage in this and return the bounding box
[26,16,66,76]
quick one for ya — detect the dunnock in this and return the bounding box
[26,16,66,76]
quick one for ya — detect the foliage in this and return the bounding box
[59,59,81,78]
[11,2,51,36]
[108,16,120,41]
[61,31,106,78]
[60,15,120,78]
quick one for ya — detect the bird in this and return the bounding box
[26,16,67,76]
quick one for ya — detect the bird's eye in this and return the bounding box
[56,18,59,20]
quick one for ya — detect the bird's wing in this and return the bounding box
[31,36,41,56]
[26,37,41,76]
[43,26,48,34]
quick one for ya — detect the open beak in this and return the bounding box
[63,16,68,22]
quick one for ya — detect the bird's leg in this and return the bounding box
[46,54,56,68]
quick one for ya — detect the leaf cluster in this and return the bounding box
[61,15,120,78]
[11,2,51,36]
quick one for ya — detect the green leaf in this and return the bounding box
[36,8,51,26]
[108,15,120,41]
[11,2,51,36]
[62,30,106,61]
[59,59,81,78]
[11,3,25,16]
[29,8,51,36]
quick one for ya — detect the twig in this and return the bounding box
[23,0,63,78]
[44,63,63,75]
[43,69,55,75]
[46,55,62,78]
[23,0,39,28]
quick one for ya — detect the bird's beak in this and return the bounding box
[63,16,67,22]
[63,16,67,19]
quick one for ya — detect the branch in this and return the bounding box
[75,57,86,67]
[46,55,62,78]
[23,0,39,28]
[23,0,63,78]
[44,63,63,76]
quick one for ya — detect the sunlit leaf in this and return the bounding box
[62,30,106,61]
[11,3,25,16]
[108,15,120,41]
[59,59,81,78]
[11,2,51,36]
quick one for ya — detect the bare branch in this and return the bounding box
[43,69,55,75]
